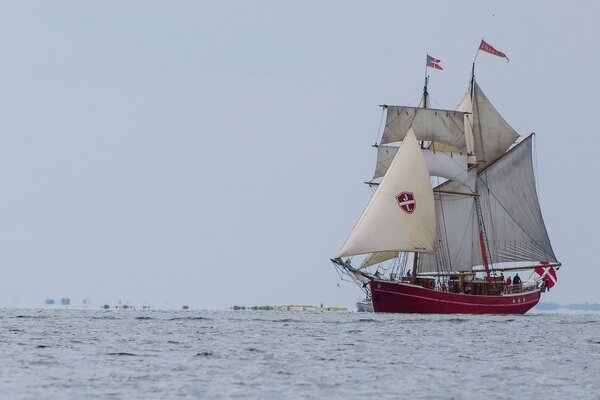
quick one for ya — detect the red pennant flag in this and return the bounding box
[426,54,443,70]
[535,263,558,289]
[479,39,508,60]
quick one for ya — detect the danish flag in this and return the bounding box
[426,54,443,70]
[535,262,558,288]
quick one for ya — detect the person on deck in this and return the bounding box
[513,273,522,292]
[513,273,521,285]
[505,276,512,293]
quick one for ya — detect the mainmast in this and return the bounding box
[475,188,493,285]
[470,62,475,96]
[470,63,494,286]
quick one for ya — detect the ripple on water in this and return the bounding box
[1,309,598,400]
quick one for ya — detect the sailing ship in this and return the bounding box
[331,62,560,314]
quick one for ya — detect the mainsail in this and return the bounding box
[477,135,557,264]
[420,135,557,272]
[337,129,436,258]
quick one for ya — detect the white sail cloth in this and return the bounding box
[458,82,519,170]
[419,168,479,273]
[477,135,557,264]
[456,93,477,165]
[381,106,467,151]
[419,135,557,272]
[337,129,436,258]
[373,145,469,184]
[360,251,399,269]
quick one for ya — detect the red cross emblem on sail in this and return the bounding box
[396,192,416,214]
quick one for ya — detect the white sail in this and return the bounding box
[360,251,399,269]
[420,136,557,272]
[419,168,479,273]
[424,149,469,184]
[457,92,477,165]
[338,129,436,258]
[373,146,469,184]
[477,135,557,264]
[470,82,519,170]
[381,106,467,151]
[372,145,397,180]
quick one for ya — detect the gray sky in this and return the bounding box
[0,1,597,309]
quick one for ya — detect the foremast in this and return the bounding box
[410,73,430,283]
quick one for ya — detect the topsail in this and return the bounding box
[459,82,519,170]
[381,106,467,151]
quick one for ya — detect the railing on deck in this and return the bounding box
[503,282,537,294]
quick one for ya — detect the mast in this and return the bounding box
[422,75,429,109]
[470,62,475,94]
[470,63,493,286]
[469,62,478,167]
[411,74,429,282]
[475,192,493,285]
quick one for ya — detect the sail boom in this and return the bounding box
[433,190,477,197]
[472,262,561,274]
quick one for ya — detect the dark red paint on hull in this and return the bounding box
[370,280,540,314]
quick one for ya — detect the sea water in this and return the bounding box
[0,309,598,399]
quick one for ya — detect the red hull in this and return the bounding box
[370,280,540,314]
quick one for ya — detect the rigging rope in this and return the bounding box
[477,175,552,258]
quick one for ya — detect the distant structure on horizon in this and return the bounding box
[536,302,600,311]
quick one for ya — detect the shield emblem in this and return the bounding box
[396,192,416,214]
